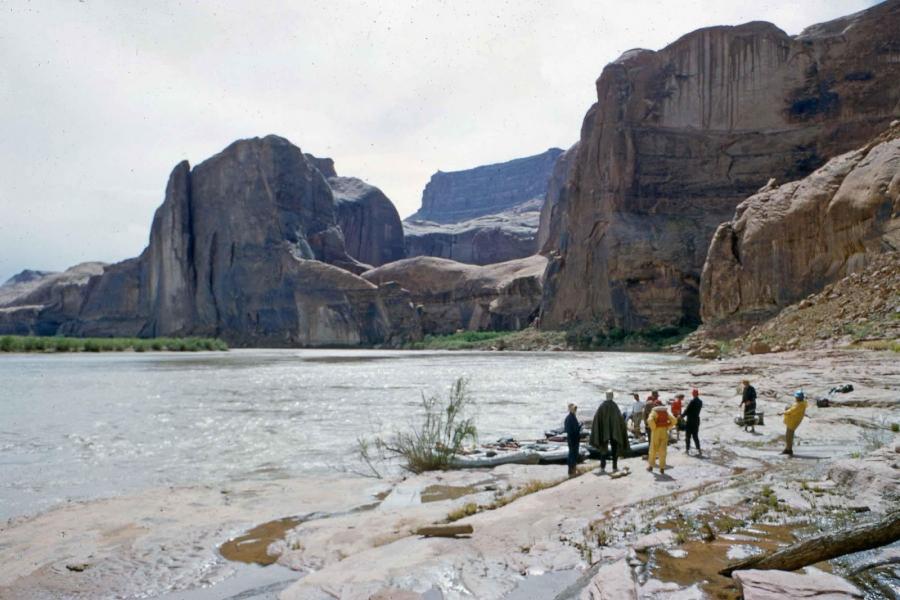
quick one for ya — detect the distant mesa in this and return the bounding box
[404,148,564,265]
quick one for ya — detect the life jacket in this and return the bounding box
[670,399,682,416]
[655,410,671,427]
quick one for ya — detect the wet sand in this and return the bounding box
[1,349,897,599]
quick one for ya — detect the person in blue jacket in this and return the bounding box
[565,403,581,477]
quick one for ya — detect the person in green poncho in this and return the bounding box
[590,390,631,472]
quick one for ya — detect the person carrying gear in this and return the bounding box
[779,391,808,456]
[739,379,757,432]
[683,388,703,456]
[590,390,630,472]
[564,403,582,476]
[647,404,675,474]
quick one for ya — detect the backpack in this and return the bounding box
[655,411,671,428]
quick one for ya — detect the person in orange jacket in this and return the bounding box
[668,393,684,441]
[647,404,676,474]
[779,391,808,456]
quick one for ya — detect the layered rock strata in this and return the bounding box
[1,136,421,346]
[540,1,900,332]
[700,125,900,330]
[361,255,547,334]
[404,201,541,266]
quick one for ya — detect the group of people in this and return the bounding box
[564,380,810,477]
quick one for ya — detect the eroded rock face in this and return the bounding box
[361,255,546,334]
[540,2,900,332]
[700,127,900,330]
[538,143,579,255]
[410,148,563,224]
[403,148,563,265]
[4,136,421,346]
[733,567,862,600]
[330,176,405,267]
[404,202,541,266]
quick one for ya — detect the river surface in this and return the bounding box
[0,349,697,520]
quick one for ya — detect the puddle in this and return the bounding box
[220,517,303,565]
[420,484,477,503]
[649,520,812,599]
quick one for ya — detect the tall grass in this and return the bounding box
[406,330,513,350]
[0,335,228,353]
[359,377,478,473]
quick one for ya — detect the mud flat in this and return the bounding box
[0,349,897,599]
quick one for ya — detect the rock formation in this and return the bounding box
[537,143,579,254]
[404,148,563,265]
[329,176,405,267]
[1,136,422,346]
[540,1,900,332]
[404,201,541,266]
[700,125,900,331]
[409,148,563,224]
[361,255,546,334]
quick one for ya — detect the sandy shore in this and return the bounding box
[1,349,897,599]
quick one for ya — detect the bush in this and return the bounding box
[361,377,478,473]
[565,321,696,350]
[0,335,227,353]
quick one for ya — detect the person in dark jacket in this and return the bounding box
[590,390,630,472]
[740,379,757,433]
[564,403,581,476]
[683,388,703,456]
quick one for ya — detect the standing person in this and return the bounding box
[642,390,661,428]
[683,389,703,456]
[565,403,582,476]
[779,391,808,456]
[590,390,630,472]
[668,393,685,441]
[647,405,675,474]
[629,393,645,438]
[739,380,758,433]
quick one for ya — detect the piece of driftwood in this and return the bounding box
[416,524,474,538]
[720,509,900,576]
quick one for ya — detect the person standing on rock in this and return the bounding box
[779,391,808,456]
[683,389,703,457]
[642,390,661,429]
[629,393,645,438]
[590,391,630,472]
[647,405,675,474]
[739,380,758,433]
[565,403,582,477]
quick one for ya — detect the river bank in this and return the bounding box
[1,348,897,599]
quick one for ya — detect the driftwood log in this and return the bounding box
[720,509,900,576]
[415,524,474,538]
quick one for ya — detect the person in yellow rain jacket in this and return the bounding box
[779,391,808,456]
[647,405,676,474]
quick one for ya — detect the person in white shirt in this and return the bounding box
[629,393,645,438]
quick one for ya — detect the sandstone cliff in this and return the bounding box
[700,124,900,331]
[537,143,579,255]
[404,148,563,265]
[540,1,900,333]
[2,136,422,346]
[361,255,546,335]
[404,201,541,266]
[329,176,405,267]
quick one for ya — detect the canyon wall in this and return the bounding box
[540,1,900,332]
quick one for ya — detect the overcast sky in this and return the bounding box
[0,0,880,282]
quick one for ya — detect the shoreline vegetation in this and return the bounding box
[0,335,228,353]
[404,325,696,352]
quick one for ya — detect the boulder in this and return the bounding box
[362,255,546,335]
[732,567,862,599]
[580,559,637,600]
[540,2,900,333]
[329,176,405,267]
[701,128,900,329]
[6,136,422,346]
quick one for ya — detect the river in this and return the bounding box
[0,349,696,520]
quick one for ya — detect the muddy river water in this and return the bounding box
[0,349,696,520]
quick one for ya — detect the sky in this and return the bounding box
[0,0,882,283]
